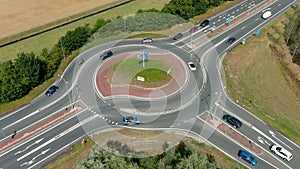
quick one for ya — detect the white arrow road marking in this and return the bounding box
[268,130,293,150]
[17,114,98,162]
[32,148,50,161]
[20,160,34,167]
[257,136,271,146]
[257,136,265,144]
[14,138,44,155]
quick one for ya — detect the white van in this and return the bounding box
[262,11,272,19]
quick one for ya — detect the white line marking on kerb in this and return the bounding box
[3,110,40,130]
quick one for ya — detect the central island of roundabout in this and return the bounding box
[95,50,188,100]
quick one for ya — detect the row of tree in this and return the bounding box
[75,141,226,169]
[0,19,110,104]
[161,0,234,20]
[284,8,300,65]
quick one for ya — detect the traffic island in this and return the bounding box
[95,52,187,100]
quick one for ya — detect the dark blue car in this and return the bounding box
[45,85,59,96]
[238,150,257,166]
[223,114,242,128]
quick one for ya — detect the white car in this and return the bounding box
[262,11,272,19]
[188,62,196,71]
[141,38,153,43]
[270,145,293,161]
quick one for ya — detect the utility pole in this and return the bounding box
[60,35,66,62]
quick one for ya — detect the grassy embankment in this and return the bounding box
[223,9,300,144]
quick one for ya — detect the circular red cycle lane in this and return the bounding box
[95,52,188,99]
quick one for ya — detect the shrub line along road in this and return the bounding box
[0,0,299,168]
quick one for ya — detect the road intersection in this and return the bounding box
[0,0,299,168]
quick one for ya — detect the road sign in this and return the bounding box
[226,18,232,23]
[255,29,260,35]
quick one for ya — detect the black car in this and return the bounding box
[45,85,59,96]
[100,50,113,60]
[226,37,236,44]
[200,20,210,27]
[173,33,183,40]
[223,114,242,128]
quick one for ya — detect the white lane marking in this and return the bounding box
[0,108,88,158]
[20,148,50,167]
[14,138,44,155]
[214,38,228,47]
[251,126,280,148]
[26,126,112,169]
[255,18,260,21]
[0,104,30,121]
[32,148,50,161]
[3,110,40,130]
[241,26,246,30]
[17,114,98,162]
[268,130,293,150]
[0,102,78,143]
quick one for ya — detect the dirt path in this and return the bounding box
[0,0,119,39]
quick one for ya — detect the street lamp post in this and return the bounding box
[123,14,126,32]
[190,19,195,45]
[60,35,66,62]
[58,74,72,105]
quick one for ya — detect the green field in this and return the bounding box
[223,9,300,144]
[0,0,170,63]
[108,58,172,87]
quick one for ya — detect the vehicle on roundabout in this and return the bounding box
[222,114,242,128]
[100,50,113,60]
[238,150,257,166]
[141,38,153,43]
[270,145,293,161]
[45,85,59,96]
[173,33,183,40]
[187,62,196,71]
[123,116,141,125]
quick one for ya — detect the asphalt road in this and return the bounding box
[0,0,299,168]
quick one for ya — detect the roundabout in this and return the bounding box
[95,50,188,100]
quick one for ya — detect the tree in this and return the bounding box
[14,52,47,87]
[60,25,90,53]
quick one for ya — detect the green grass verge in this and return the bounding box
[223,9,300,144]
[127,33,168,39]
[43,138,95,169]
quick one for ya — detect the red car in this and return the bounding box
[189,26,199,33]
